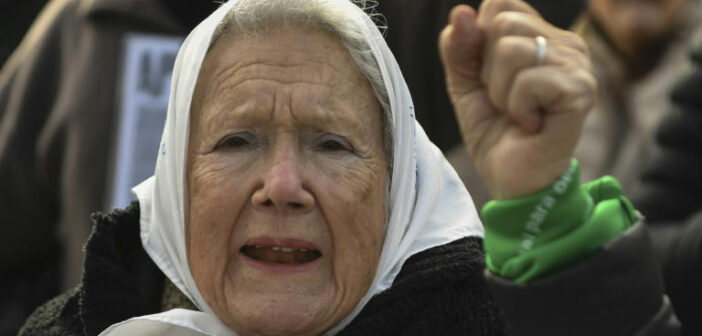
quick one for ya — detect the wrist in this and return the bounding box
[481,160,638,283]
[485,158,573,200]
[482,159,590,270]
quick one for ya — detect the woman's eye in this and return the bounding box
[318,135,352,152]
[321,140,345,151]
[216,134,254,149]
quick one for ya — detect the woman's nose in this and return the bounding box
[251,151,315,213]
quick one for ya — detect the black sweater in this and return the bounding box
[18,202,507,336]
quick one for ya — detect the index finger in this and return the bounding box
[477,0,541,28]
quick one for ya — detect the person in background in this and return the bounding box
[0,0,48,69]
[572,0,702,193]
[629,27,702,333]
[567,11,702,329]
[0,0,217,333]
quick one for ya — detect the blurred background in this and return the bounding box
[0,0,49,66]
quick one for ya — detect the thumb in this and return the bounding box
[439,5,484,100]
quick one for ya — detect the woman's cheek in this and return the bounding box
[313,154,386,198]
[329,208,384,299]
[187,153,258,259]
[317,155,387,284]
[188,154,258,306]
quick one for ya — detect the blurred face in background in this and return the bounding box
[589,0,688,57]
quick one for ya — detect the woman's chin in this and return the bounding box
[226,295,333,336]
[208,255,345,335]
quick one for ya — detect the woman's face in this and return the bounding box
[186,25,388,336]
[589,0,687,56]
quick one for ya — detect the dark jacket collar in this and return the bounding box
[81,201,164,335]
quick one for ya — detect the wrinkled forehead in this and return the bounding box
[200,23,365,95]
[188,23,382,136]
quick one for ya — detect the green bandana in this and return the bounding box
[482,160,639,283]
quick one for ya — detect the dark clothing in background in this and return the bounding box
[0,0,49,67]
[632,31,702,224]
[648,214,702,335]
[571,3,702,195]
[18,203,507,336]
[0,0,217,333]
[630,29,702,334]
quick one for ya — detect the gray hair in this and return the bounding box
[209,0,393,167]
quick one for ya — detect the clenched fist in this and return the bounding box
[439,0,596,199]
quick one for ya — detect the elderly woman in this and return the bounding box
[19,0,676,335]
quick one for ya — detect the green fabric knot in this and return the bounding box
[482,160,638,283]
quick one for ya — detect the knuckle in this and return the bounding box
[489,88,504,111]
[576,68,597,94]
[513,65,534,85]
[491,11,522,37]
[562,31,589,55]
[570,69,598,113]
[481,0,509,13]
[494,36,525,61]
[573,52,592,72]
[560,46,591,70]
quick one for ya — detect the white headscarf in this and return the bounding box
[102,0,483,334]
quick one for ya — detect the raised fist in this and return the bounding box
[439,0,596,199]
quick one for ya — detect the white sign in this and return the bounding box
[110,34,183,208]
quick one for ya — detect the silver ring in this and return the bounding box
[535,36,547,66]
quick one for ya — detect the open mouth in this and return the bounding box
[240,245,322,264]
